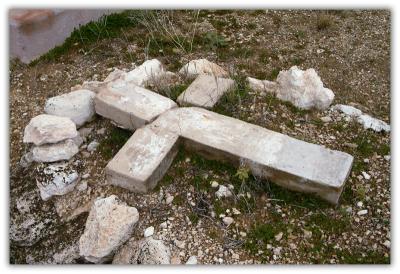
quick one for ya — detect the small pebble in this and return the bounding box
[144,226,154,237]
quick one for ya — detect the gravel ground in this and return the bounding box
[9,10,390,264]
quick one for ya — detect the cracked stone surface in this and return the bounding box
[112,237,171,264]
[94,79,177,130]
[107,107,353,204]
[177,74,235,108]
[23,114,78,146]
[44,89,96,127]
[36,163,79,201]
[79,195,139,263]
[179,59,229,79]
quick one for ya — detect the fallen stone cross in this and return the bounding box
[94,76,354,205]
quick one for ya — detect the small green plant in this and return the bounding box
[235,166,250,182]
[98,127,132,160]
[268,68,281,81]
[204,32,227,50]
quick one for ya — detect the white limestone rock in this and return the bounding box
[357,114,390,132]
[331,104,390,132]
[87,140,99,152]
[44,89,96,127]
[104,68,127,82]
[36,163,79,201]
[144,226,154,237]
[222,216,234,226]
[275,66,335,110]
[179,59,228,79]
[23,114,78,146]
[332,104,363,117]
[79,195,139,263]
[186,256,198,264]
[215,185,232,199]
[247,76,277,94]
[124,59,165,86]
[31,139,79,162]
[112,237,171,264]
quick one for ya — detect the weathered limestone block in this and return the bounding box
[106,126,179,192]
[151,107,353,204]
[276,66,335,110]
[44,89,96,127]
[36,163,79,201]
[179,59,229,79]
[177,75,235,108]
[112,237,171,264]
[124,59,165,86]
[94,79,177,130]
[79,195,139,263]
[247,76,277,94]
[332,104,390,133]
[31,138,80,162]
[23,114,78,146]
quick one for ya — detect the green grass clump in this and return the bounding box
[30,11,140,65]
[98,127,132,160]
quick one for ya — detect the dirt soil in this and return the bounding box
[9,10,390,264]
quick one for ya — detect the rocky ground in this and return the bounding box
[9,10,390,264]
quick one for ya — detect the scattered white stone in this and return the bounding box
[357,201,363,208]
[383,240,391,249]
[82,173,90,179]
[247,76,277,94]
[211,181,219,188]
[273,247,282,256]
[179,59,228,79]
[332,104,390,133]
[165,195,174,205]
[31,139,79,162]
[332,104,363,117]
[113,237,170,264]
[174,239,185,249]
[76,180,88,192]
[275,66,334,110]
[96,128,106,135]
[186,256,198,264]
[275,232,283,242]
[87,141,99,152]
[320,116,332,123]
[23,114,78,146]
[44,89,96,127]
[232,208,241,215]
[239,232,247,237]
[160,222,167,229]
[357,114,390,132]
[144,226,154,237]
[124,59,165,86]
[222,216,234,226]
[215,185,232,199]
[303,230,313,239]
[357,209,368,216]
[79,195,139,263]
[36,163,79,201]
[362,171,371,180]
[384,155,391,161]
